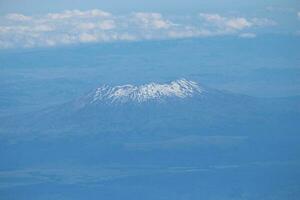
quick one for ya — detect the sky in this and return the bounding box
[0,0,299,15]
[0,0,299,48]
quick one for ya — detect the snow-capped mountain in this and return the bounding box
[88,79,204,104]
[1,78,299,141]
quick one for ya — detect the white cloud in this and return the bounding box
[266,6,294,13]
[5,13,32,21]
[199,13,276,32]
[250,18,277,26]
[47,9,111,20]
[298,12,300,20]
[167,26,213,38]
[133,12,173,29]
[98,20,116,30]
[45,40,56,46]
[0,26,11,33]
[239,33,256,38]
[226,18,252,30]
[117,33,136,41]
[79,33,97,42]
[199,13,252,30]
[32,25,54,32]
[77,22,96,30]
[0,24,54,33]
[0,10,277,49]
[77,20,115,31]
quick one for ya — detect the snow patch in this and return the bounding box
[90,79,203,103]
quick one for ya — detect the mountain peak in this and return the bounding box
[89,79,203,104]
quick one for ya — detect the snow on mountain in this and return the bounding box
[89,79,204,104]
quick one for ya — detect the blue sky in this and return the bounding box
[0,0,299,15]
[0,0,299,48]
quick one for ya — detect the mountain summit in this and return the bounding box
[87,79,204,104]
[1,78,299,140]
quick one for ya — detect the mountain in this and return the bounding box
[1,78,300,200]
[1,37,300,200]
[82,79,203,104]
[1,78,299,143]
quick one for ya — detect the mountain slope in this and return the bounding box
[1,79,299,142]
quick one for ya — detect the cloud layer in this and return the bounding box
[0,9,276,48]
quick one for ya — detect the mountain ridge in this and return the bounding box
[86,78,204,104]
[1,79,299,142]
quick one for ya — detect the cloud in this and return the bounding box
[5,13,32,21]
[76,20,115,31]
[76,22,96,30]
[0,10,277,49]
[133,12,173,29]
[32,24,54,32]
[226,18,252,30]
[98,20,116,30]
[167,27,212,38]
[266,6,295,13]
[79,33,98,42]
[250,18,277,26]
[199,13,252,31]
[239,33,256,38]
[199,13,276,34]
[46,9,111,20]
[298,12,300,20]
